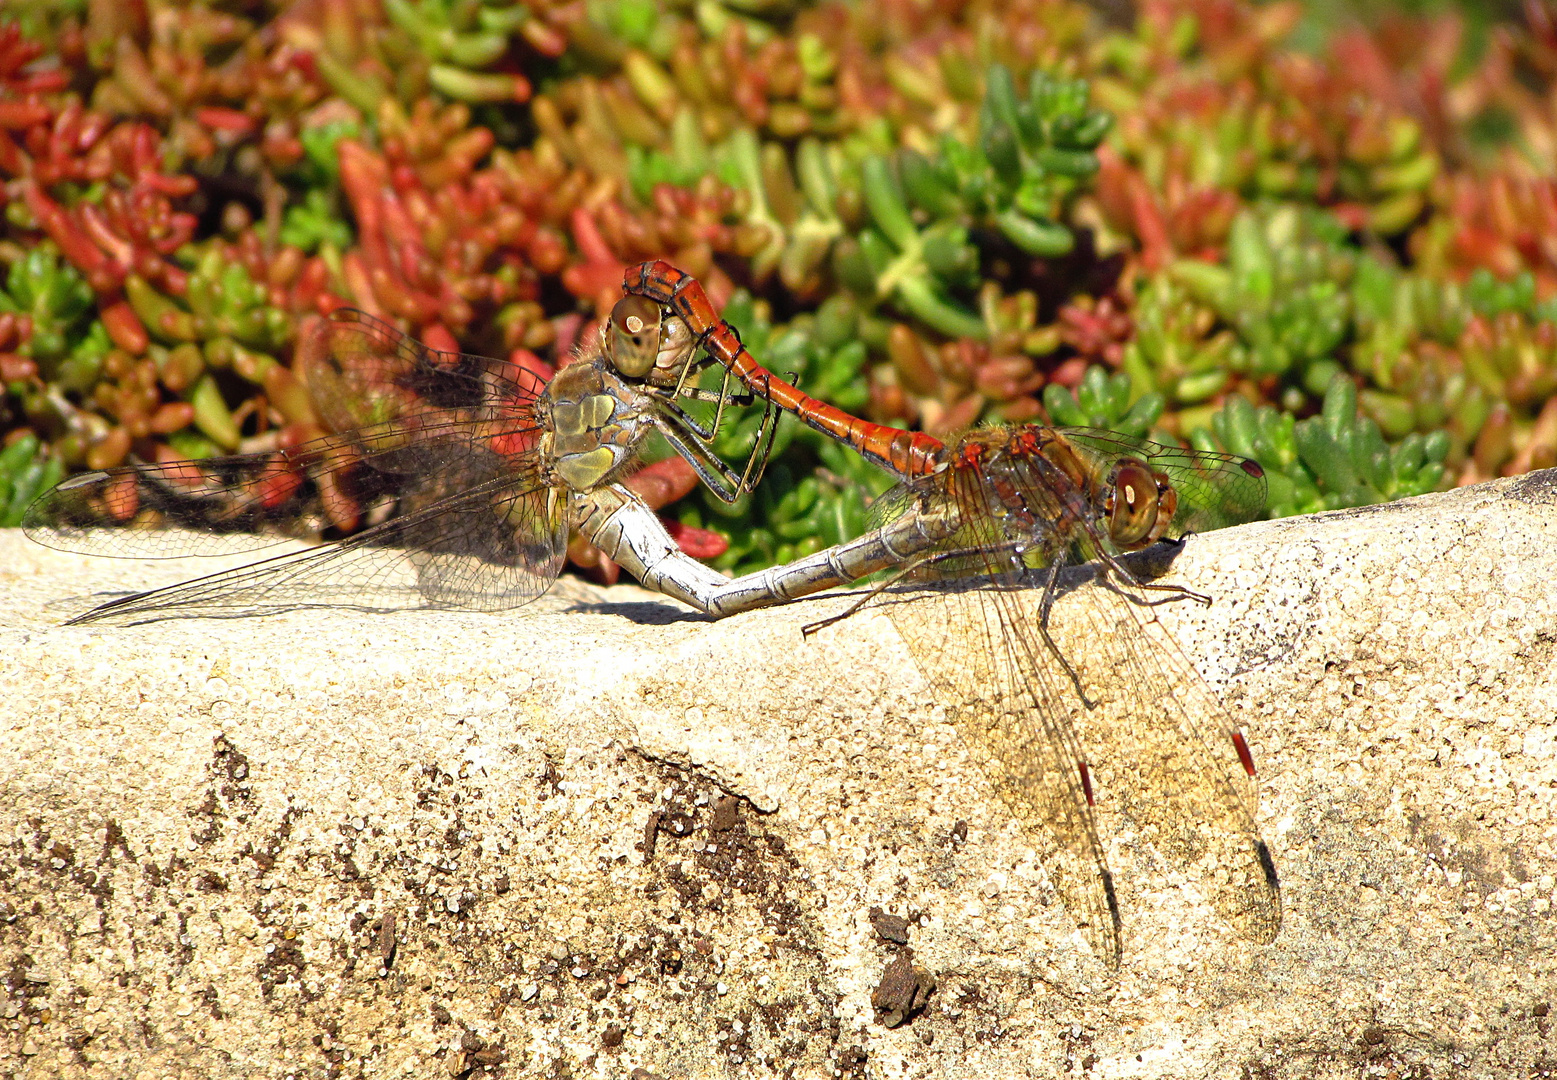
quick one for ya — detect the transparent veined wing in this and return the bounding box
[24,309,568,623]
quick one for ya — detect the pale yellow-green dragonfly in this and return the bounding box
[24,301,950,624]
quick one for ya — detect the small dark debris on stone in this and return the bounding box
[955,983,986,1008]
[710,796,740,832]
[630,1069,666,1080]
[642,811,662,861]
[101,818,131,860]
[379,912,397,968]
[494,874,510,894]
[868,907,910,945]
[872,953,936,1028]
[950,820,968,846]
[658,945,683,975]
[602,1023,624,1047]
[430,1002,452,1026]
[446,1034,499,1078]
[1361,1025,1386,1046]
[443,1030,491,1076]
[1535,1002,1551,1018]
[838,1044,868,1075]
[194,870,227,892]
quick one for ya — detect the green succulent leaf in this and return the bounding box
[1044,366,1162,436]
[0,433,64,529]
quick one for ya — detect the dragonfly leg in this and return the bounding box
[651,371,781,501]
[1034,562,1097,710]
[734,387,781,495]
[798,554,934,638]
[1094,547,1212,609]
[651,412,754,504]
[668,366,742,441]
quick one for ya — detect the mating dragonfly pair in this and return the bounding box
[23,261,1281,966]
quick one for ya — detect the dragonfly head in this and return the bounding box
[1106,460,1178,549]
[607,296,662,378]
[608,296,697,386]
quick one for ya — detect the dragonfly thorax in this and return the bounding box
[541,362,651,492]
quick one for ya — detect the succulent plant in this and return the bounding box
[0,431,62,527]
[1044,364,1163,438]
[1202,374,1449,519]
[0,0,1554,588]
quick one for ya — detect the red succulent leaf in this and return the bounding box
[664,520,729,559]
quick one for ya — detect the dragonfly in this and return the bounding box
[623,260,1282,965]
[23,302,956,625]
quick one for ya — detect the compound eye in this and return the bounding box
[608,295,661,378]
[653,315,694,377]
[1108,461,1164,549]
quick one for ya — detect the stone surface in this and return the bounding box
[1,470,1555,1079]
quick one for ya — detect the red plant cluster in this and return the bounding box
[19,120,198,295]
[1059,293,1134,369]
[1430,173,1557,292]
[79,2,325,172]
[1,26,207,385]
[1102,0,1444,249]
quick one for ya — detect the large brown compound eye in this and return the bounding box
[1108,461,1165,549]
[608,295,661,378]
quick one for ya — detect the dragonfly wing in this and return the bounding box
[881,577,1123,966]
[22,438,409,559]
[301,308,548,454]
[1057,428,1268,534]
[1044,567,1283,945]
[871,471,1122,966]
[398,476,569,610]
[867,438,1277,960]
[61,470,568,624]
[24,307,549,563]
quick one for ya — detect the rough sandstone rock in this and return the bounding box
[1,470,1554,1079]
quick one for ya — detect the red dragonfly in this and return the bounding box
[623,261,1281,965]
